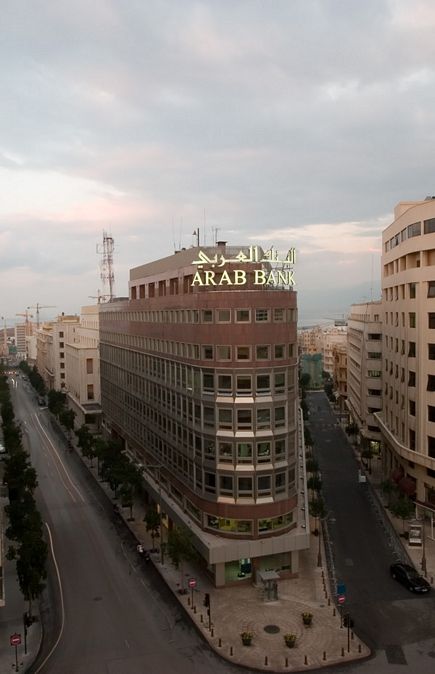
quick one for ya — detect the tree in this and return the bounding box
[306,457,319,474]
[361,447,374,474]
[304,426,313,448]
[76,424,96,465]
[144,506,160,551]
[381,480,397,508]
[167,525,198,592]
[307,474,322,497]
[47,390,67,418]
[5,491,41,542]
[3,450,38,501]
[309,495,327,535]
[300,373,311,389]
[59,408,76,437]
[390,496,415,533]
[15,533,48,617]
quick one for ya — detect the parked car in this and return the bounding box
[390,562,431,593]
[0,441,6,458]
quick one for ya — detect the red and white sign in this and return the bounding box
[10,633,21,646]
[337,594,346,605]
[188,578,197,589]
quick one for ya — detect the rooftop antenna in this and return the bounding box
[97,231,115,302]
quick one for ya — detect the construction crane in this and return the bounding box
[27,304,57,328]
[16,310,34,336]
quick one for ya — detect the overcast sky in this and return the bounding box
[2,0,435,324]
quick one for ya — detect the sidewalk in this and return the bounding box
[75,444,370,672]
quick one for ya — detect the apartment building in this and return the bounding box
[377,198,435,513]
[65,305,101,431]
[36,315,79,390]
[100,244,309,587]
[346,301,382,451]
[332,343,348,411]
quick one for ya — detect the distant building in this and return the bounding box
[346,301,382,452]
[36,314,79,390]
[332,343,348,411]
[300,353,323,389]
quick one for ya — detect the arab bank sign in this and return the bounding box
[191,245,296,288]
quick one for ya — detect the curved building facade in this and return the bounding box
[100,244,309,586]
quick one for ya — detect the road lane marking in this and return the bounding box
[32,414,86,504]
[34,523,65,674]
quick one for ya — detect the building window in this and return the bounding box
[273,308,285,322]
[409,429,416,451]
[409,283,416,299]
[236,375,252,394]
[236,346,250,360]
[409,313,416,328]
[237,409,252,428]
[274,372,285,392]
[275,472,286,492]
[256,408,271,429]
[257,441,271,461]
[257,475,271,494]
[409,400,416,416]
[204,406,215,427]
[407,221,421,238]
[60,362,65,369]
[236,309,250,322]
[217,309,231,323]
[87,384,94,400]
[201,370,214,392]
[59,342,64,348]
[428,282,435,298]
[217,374,232,394]
[275,438,286,457]
[408,342,416,357]
[60,373,65,379]
[202,345,214,359]
[429,344,435,360]
[256,374,270,393]
[256,345,270,360]
[220,475,233,494]
[255,309,269,322]
[428,375,435,391]
[429,436,435,459]
[218,408,233,429]
[408,371,416,387]
[204,472,216,493]
[202,309,213,323]
[219,442,233,461]
[429,406,435,422]
[86,358,93,374]
[237,443,252,462]
[238,476,253,496]
[424,218,435,234]
[274,406,285,427]
[429,314,435,329]
[59,332,64,338]
[217,345,231,360]
[274,344,285,359]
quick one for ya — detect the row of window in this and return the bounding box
[384,281,435,302]
[384,218,435,253]
[205,512,293,535]
[103,307,296,324]
[385,311,435,329]
[385,370,435,391]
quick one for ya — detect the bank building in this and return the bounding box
[99,242,309,587]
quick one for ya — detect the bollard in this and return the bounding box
[323,651,326,661]
[304,655,308,665]
[333,608,336,616]
[230,646,233,656]
[341,647,344,657]
[193,606,196,614]
[328,598,331,606]
[358,644,362,653]
[431,576,434,585]
[265,656,268,666]
[200,614,203,623]
[211,628,214,638]
[218,638,222,648]
[351,631,354,640]
[285,657,288,668]
[187,597,190,606]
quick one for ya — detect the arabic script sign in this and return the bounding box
[191,245,296,287]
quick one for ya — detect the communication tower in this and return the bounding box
[97,231,115,302]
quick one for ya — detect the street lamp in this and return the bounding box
[421,515,427,577]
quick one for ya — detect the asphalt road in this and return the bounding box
[10,381,247,674]
[306,392,435,658]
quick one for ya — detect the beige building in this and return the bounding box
[36,315,79,391]
[377,198,435,513]
[298,325,347,376]
[332,343,348,411]
[65,305,101,431]
[346,302,382,451]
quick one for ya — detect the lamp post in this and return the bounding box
[421,515,427,577]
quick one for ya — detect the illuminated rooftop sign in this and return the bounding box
[191,245,296,287]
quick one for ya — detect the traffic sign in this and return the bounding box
[10,633,21,646]
[337,594,346,605]
[188,578,197,589]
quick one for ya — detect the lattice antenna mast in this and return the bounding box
[97,231,115,302]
